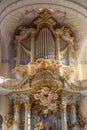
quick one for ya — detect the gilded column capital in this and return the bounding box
[54,33,60,40]
[13,121,20,126]
[13,102,20,111]
[62,101,67,108]
[68,41,73,46]
[17,40,22,44]
[31,30,36,39]
[69,103,76,112]
[31,33,35,38]
[24,102,31,111]
[60,101,67,112]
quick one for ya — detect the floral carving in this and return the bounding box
[34,87,58,114]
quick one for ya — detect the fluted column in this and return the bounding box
[31,31,35,62]
[54,34,60,61]
[61,102,67,130]
[13,103,20,130]
[70,103,78,130]
[16,41,21,65]
[24,102,31,130]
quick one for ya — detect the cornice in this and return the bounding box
[0,0,87,24]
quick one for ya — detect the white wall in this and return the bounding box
[78,40,87,80]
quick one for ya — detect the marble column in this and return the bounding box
[16,41,21,65]
[61,102,67,130]
[13,103,20,130]
[31,32,35,62]
[70,103,78,130]
[24,102,31,130]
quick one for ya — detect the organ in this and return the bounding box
[5,9,84,130]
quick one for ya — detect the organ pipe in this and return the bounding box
[35,27,55,60]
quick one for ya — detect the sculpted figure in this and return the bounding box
[16,26,35,41]
[55,26,74,45]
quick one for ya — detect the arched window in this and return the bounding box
[79,40,87,80]
[0,115,3,130]
[80,40,87,63]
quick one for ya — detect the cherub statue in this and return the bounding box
[16,26,35,41]
[55,26,74,46]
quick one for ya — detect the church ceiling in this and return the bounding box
[0,0,87,52]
